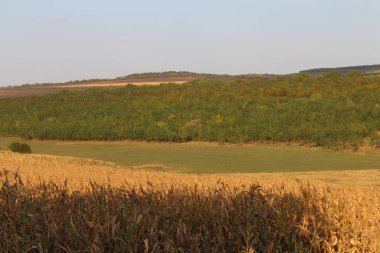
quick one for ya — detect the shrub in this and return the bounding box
[8,142,32,154]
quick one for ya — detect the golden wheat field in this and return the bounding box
[0,151,379,252]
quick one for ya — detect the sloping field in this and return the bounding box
[1,152,379,188]
[60,80,188,88]
[0,138,379,173]
[0,78,191,98]
[0,87,75,98]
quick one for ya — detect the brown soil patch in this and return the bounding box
[0,87,62,98]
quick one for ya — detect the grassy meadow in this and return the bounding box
[1,152,379,188]
[0,137,379,173]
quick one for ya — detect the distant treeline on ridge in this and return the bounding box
[0,72,379,149]
[300,64,380,76]
[4,71,274,88]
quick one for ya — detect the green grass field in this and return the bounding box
[0,137,379,173]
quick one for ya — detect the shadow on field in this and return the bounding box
[0,170,370,252]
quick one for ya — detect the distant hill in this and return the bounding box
[3,71,275,89]
[0,71,276,98]
[1,74,379,148]
[300,64,380,76]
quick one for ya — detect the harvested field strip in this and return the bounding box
[0,87,68,98]
[60,81,188,88]
[0,80,189,98]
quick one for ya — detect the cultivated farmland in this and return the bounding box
[1,72,379,252]
[0,79,190,98]
[0,152,378,252]
[1,137,379,173]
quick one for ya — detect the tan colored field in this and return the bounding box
[0,87,69,98]
[60,81,188,88]
[0,151,379,251]
[0,82,181,98]
[0,78,191,98]
[1,151,379,189]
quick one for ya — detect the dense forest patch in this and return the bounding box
[0,72,379,148]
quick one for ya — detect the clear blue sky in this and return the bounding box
[1,0,379,86]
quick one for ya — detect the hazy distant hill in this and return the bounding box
[300,64,380,76]
[4,71,274,89]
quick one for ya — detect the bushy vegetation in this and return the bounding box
[8,142,31,154]
[0,170,378,252]
[0,72,379,148]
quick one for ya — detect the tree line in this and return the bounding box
[0,72,379,148]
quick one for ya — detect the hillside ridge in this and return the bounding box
[300,64,380,76]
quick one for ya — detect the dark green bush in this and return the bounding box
[9,142,32,154]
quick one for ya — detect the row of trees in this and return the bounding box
[0,72,379,148]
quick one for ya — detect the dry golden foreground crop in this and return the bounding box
[0,152,379,252]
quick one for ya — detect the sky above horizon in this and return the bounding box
[1,1,380,86]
